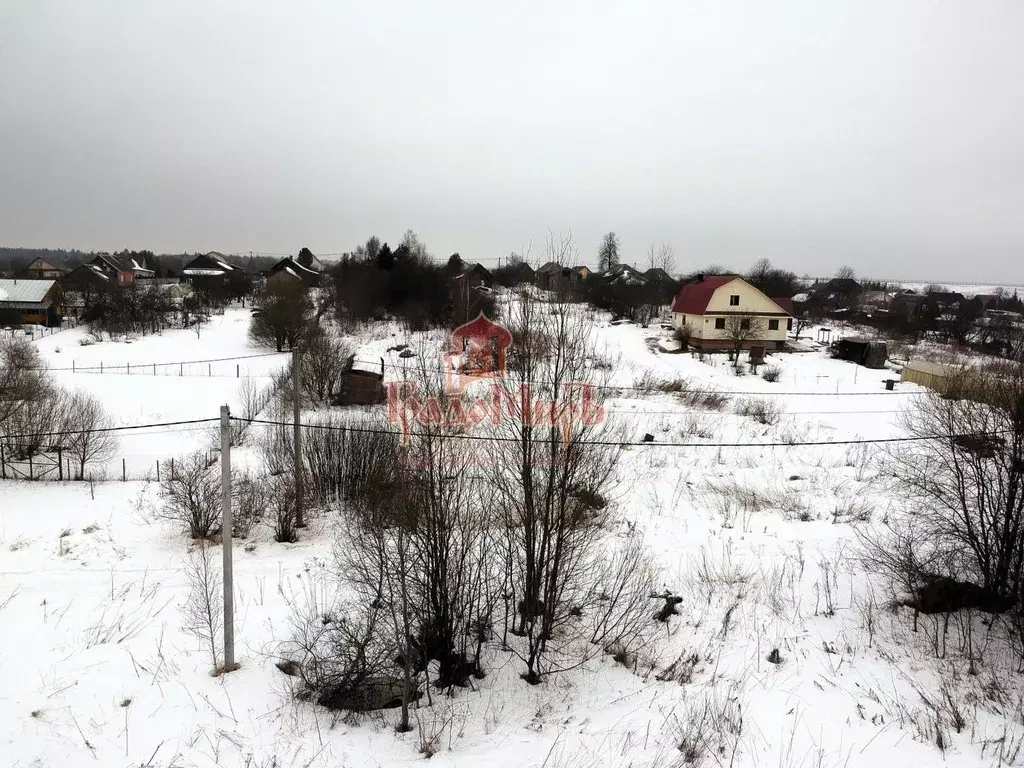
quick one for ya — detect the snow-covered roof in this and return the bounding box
[0,279,56,303]
[182,268,227,276]
[206,252,235,271]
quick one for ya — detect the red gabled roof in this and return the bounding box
[772,297,794,316]
[670,275,739,314]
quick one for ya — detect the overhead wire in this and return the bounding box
[235,415,992,449]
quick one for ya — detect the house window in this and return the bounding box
[740,318,750,330]
[768,319,779,331]
[787,318,793,330]
[729,295,740,306]
[714,318,725,330]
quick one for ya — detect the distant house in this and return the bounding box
[810,277,862,308]
[0,279,62,326]
[671,275,792,351]
[266,257,321,288]
[536,262,570,291]
[889,292,925,318]
[861,290,889,309]
[922,291,965,313]
[537,262,591,291]
[505,262,536,286]
[181,252,246,293]
[21,256,74,280]
[457,262,495,289]
[602,264,647,285]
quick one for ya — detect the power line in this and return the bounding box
[1,417,219,442]
[236,415,991,449]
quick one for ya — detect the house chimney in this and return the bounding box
[697,273,705,282]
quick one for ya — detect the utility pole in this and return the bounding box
[293,345,304,528]
[220,404,235,670]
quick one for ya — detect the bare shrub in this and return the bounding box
[157,452,220,539]
[862,361,1024,616]
[233,473,264,539]
[300,328,353,403]
[734,396,783,425]
[285,568,400,712]
[680,413,717,440]
[674,683,744,766]
[268,475,299,543]
[761,365,782,383]
[300,413,400,505]
[831,497,873,524]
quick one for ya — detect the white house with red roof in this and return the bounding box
[671,274,793,350]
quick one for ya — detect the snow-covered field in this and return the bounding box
[2,305,1022,767]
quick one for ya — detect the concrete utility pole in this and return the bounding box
[220,404,235,670]
[293,346,304,528]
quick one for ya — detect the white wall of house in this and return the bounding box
[673,278,790,345]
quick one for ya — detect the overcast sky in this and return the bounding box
[1,1,1021,282]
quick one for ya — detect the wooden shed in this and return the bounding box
[832,337,888,369]
[900,360,963,395]
[332,356,386,406]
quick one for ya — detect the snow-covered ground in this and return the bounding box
[2,306,1021,767]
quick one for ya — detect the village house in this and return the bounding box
[266,257,321,288]
[20,255,75,280]
[180,251,248,295]
[671,274,792,350]
[0,279,63,326]
[536,262,591,292]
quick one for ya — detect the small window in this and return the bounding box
[714,318,725,330]
[740,318,751,330]
[768,319,779,331]
[787,318,793,330]
[729,295,740,306]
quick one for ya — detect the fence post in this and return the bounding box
[73,360,75,372]
[236,364,239,378]
[127,362,131,375]
[58,449,63,481]
[1,447,5,479]
[100,361,103,373]
[208,363,212,377]
[156,459,160,483]
[153,363,156,375]
[180,363,183,376]
[29,453,33,480]
[122,458,126,482]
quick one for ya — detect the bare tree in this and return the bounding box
[0,337,53,437]
[182,543,223,671]
[158,452,221,539]
[250,280,313,352]
[486,250,648,683]
[723,314,767,363]
[647,243,675,274]
[835,265,856,281]
[62,390,118,480]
